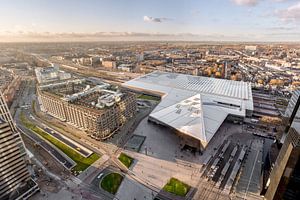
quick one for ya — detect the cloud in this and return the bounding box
[272,0,289,2]
[143,16,171,23]
[264,32,300,36]
[191,10,201,16]
[232,0,293,7]
[266,26,296,31]
[231,0,259,6]
[275,2,300,22]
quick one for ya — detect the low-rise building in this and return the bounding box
[35,65,71,84]
[102,60,116,68]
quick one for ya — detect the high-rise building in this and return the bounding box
[285,89,300,119]
[264,91,300,200]
[264,126,300,200]
[0,92,38,200]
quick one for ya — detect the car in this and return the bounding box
[97,173,104,179]
[251,119,259,123]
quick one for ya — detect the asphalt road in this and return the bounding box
[14,80,75,169]
[17,117,75,169]
[13,71,180,200]
[42,126,91,157]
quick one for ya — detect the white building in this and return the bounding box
[245,45,257,51]
[35,66,71,84]
[118,64,135,72]
[122,71,253,150]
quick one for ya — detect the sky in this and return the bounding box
[0,0,300,42]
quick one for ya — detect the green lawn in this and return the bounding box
[163,178,191,197]
[118,153,134,168]
[137,94,160,101]
[20,112,100,173]
[100,173,123,194]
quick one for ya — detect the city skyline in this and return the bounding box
[1,1,300,199]
[1,34,300,199]
[1,0,300,42]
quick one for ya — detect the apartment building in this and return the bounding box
[37,79,136,139]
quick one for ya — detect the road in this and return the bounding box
[13,76,116,200]
[39,125,92,157]
[13,80,77,170]
[16,110,76,169]
[13,62,200,200]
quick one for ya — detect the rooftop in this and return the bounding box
[123,71,254,147]
[39,78,126,113]
[134,71,252,100]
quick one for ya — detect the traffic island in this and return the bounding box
[163,178,191,197]
[100,173,123,195]
[118,153,134,168]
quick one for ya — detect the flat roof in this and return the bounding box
[123,71,253,147]
[133,71,252,100]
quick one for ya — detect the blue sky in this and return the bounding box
[0,0,300,41]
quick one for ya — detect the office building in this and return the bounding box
[0,92,38,200]
[264,91,300,200]
[285,89,300,119]
[264,124,300,200]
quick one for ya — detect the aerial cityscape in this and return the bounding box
[1,1,300,200]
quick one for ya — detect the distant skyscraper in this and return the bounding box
[0,91,38,200]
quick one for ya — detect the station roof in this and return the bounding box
[133,71,252,100]
[123,71,253,146]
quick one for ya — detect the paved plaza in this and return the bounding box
[116,117,204,199]
[115,175,157,200]
[132,117,202,164]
